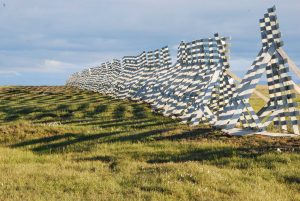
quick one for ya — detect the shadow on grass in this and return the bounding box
[138,128,296,167]
[10,128,173,154]
[77,103,90,111]
[80,119,155,128]
[11,131,123,153]
[77,156,115,163]
[145,143,295,170]
[11,133,77,148]
[60,118,118,125]
[9,124,216,155]
[35,112,58,119]
[107,128,174,143]
[144,146,281,170]
[57,117,148,127]
[131,120,176,129]
[284,176,300,184]
[132,104,148,119]
[155,127,219,141]
[146,147,243,164]
[2,106,46,122]
[56,104,69,110]
[4,114,21,121]
[113,104,126,119]
[92,105,108,116]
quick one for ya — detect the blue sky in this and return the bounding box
[0,0,299,85]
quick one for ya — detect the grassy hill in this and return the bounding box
[0,86,300,201]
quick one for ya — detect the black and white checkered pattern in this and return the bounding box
[66,34,234,126]
[215,6,299,134]
[66,6,299,135]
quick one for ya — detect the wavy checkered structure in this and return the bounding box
[66,6,300,135]
[66,59,122,95]
[123,47,172,100]
[215,6,299,134]
[149,34,236,126]
[66,34,236,126]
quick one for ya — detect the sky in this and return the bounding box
[0,0,299,85]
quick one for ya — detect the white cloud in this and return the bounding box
[0,60,78,74]
[0,0,300,85]
[36,59,75,72]
[0,71,21,77]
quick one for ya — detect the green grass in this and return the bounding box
[0,86,300,201]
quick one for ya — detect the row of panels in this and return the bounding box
[66,6,300,135]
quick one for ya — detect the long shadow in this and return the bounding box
[80,119,155,128]
[2,106,45,122]
[69,117,154,127]
[3,115,21,121]
[77,103,90,111]
[10,127,178,154]
[131,121,175,129]
[132,104,148,119]
[11,133,77,148]
[60,117,110,125]
[91,104,108,116]
[145,135,300,168]
[284,176,300,184]
[12,131,124,153]
[113,104,126,119]
[146,147,238,164]
[33,131,123,153]
[35,112,58,119]
[76,156,115,163]
[145,127,300,165]
[37,95,66,103]
[56,104,69,110]
[154,127,215,141]
[107,128,174,143]
[146,146,265,165]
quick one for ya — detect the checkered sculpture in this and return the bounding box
[66,34,235,126]
[215,6,299,134]
[66,6,300,135]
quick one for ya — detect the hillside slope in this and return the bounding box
[0,86,299,201]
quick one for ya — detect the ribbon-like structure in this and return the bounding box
[67,6,300,135]
[216,6,299,135]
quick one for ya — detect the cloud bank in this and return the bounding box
[0,0,299,85]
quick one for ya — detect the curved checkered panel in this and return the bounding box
[216,6,299,134]
[260,6,283,49]
[66,6,299,135]
[162,34,234,125]
[66,34,235,127]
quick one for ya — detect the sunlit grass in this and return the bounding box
[0,86,299,200]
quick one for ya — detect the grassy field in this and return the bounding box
[0,86,300,201]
